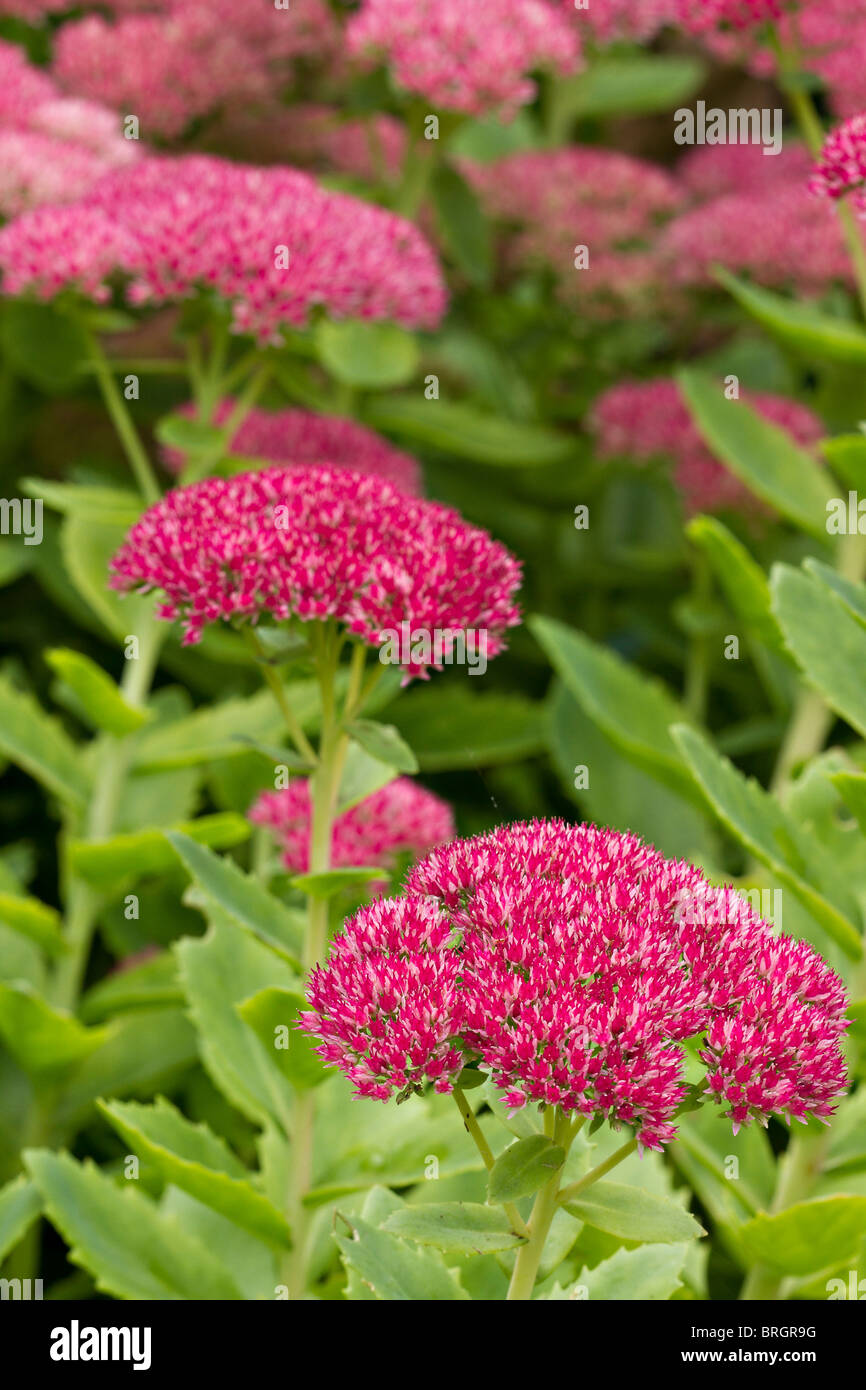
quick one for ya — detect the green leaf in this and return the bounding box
[344,718,418,774]
[831,771,866,836]
[488,1135,565,1204]
[0,300,89,391]
[98,1098,291,1249]
[531,615,698,802]
[24,1149,242,1300]
[0,674,90,809]
[61,513,154,642]
[237,987,327,1092]
[804,558,866,627]
[336,741,398,813]
[563,1181,704,1243]
[21,477,142,526]
[132,686,317,770]
[69,813,250,891]
[335,1212,469,1300]
[0,982,109,1076]
[772,563,866,740]
[289,866,384,899]
[739,1196,866,1275]
[716,267,866,366]
[671,723,863,958]
[430,163,491,286]
[154,414,225,456]
[0,1174,42,1264]
[175,921,297,1127]
[560,54,705,119]
[54,1007,198,1130]
[678,369,831,536]
[0,892,65,956]
[80,951,181,1022]
[687,516,783,651]
[314,319,419,390]
[383,1202,525,1255]
[564,1244,688,1301]
[167,832,303,964]
[387,686,545,771]
[45,648,150,736]
[363,395,573,466]
[823,433,866,492]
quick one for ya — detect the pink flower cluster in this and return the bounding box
[52,0,338,139]
[346,0,580,118]
[464,147,682,316]
[0,154,447,342]
[109,465,522,670]
[301,820,848,1148]
[0,41,137,216]
[590,379,824,514]
[674,0,783,31]
[810,114,866,214]
[565,0,676,44]
[250,778,455,878]
[162,401,422,494]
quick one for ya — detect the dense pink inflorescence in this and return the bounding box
[301,820,848,1146]
[465,147,682,316]
[250,778,455,878]
[810,114,866,214]
[675,0,783,31]
[161,401,422,494]
[347,0,580,118]
[0,155,447,340]
[109,465,522,672]
[662,183,855,295]
[52,0,338,139]
[590,379,824,514]
[678,142,812,200]
[565,0,676,44]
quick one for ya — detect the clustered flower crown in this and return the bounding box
[250,778,455,879]
[109,465,522,674]
[301,820,848,1151]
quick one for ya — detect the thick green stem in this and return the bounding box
[506,1109,573,1301]
[181,362,272,484]
[245,630,317,765]
[85,331,160,503]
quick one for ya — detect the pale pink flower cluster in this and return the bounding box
[465,147,682,316]
[663,182,854,296]
[565,0,677,44]
[347,0,580,118]
[590,378,824,514]
[109,465,522,670]
[678,142,812,199]
[675,0,783,30]
[302,820,848,1148]
[0,41,136,215]
[162,400,422,494]
[52,0,338,139]
[250,778,455,878]
[810,113,866,215]
[0,155,447,341]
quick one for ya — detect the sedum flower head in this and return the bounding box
[109,465,522,670]
[675,0,783,32]
[811,113,866,214]
[0,155,447,340]
[347,0,580,118]
[250,778,455,878]
[302,820,848,1148]
[590,378,824,514]
[161,401,421,494]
